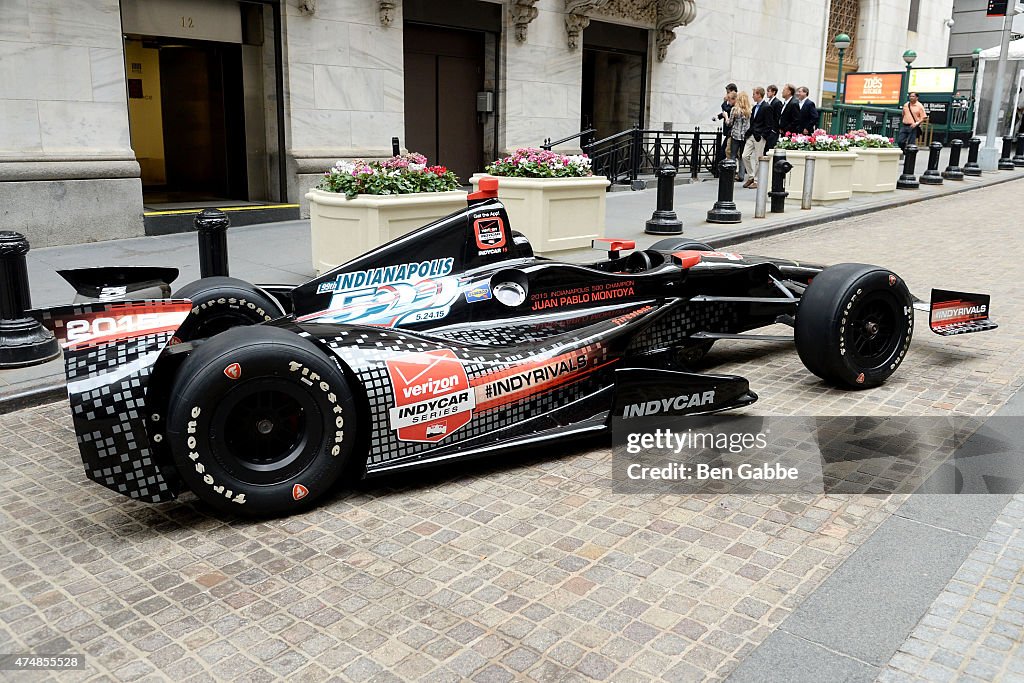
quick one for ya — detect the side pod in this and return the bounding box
[34,300,192,502]
[612,368,758,419]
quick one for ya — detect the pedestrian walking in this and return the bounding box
[897,92,927,151]
[715,83,738,158]
[727,91,753,181]
[795,86,819,134]
[779,84,800,137]
[764,85,782,151]
[743,87,770,188]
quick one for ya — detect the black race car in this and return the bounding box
[37,180,996,516]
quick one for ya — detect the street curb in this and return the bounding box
[0,378,67,415]
[703,171,1024,249]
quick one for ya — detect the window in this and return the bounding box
[908,0,920,32]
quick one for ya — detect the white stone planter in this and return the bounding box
[772,150,857,205]
[469,174,610,253]
[305,189,468,275]
[851,147,903,193]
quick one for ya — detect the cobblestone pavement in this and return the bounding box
[1,180,1023,682]
[878,495,1024,683]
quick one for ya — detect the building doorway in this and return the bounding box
[125,37,248,203]
[582,22,649,140]
[403,23,486,183]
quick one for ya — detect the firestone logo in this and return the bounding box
[386,350,476,443]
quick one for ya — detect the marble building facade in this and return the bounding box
[0,0,954,247]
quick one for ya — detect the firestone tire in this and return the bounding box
[166,326,357,517]
[795,263,914,389]
[173,277,281,341]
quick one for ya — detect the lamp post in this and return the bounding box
[834,33,851,105]
[901,49,917,107]
[970,47,982,130]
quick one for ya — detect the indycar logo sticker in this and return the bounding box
[386,350,476,443]
[474,215,507,255]
[623,391,716,418]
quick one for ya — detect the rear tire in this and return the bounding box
[649,239,714,253]
[166,326,357,516]
[795,263,913,389]
[173,277,281,341]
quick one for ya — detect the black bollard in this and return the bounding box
[769,151,792,213]
[963,137,982,177]
[897,145,920,189]
[195,209,230,278]
[1013,133,1024,167]
[919,142,943,185]
[645,163,683,234]
[942,139,965,180]
[392,136,401,157]
[999,136,1015,170]
[0,232,59,368]
[707,159,742,224]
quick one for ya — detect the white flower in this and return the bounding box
[409,163,426,172]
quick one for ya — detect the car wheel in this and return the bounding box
[166,326,357,516]
[795,263,913,389]
[173,276,282,341]
[649,239,714,253]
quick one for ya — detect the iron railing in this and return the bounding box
[541,128,597,151]
[579,126,724,186]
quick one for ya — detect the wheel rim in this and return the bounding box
[211,379,324,485]
[847,293,902,369]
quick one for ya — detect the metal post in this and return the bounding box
[654,134,662,168]
[707,159,742,224]
[981,13,1014,169]
[836,47,845,108]
[999,136,1015,170]
[690,128,700,180]
[1013,133,1024,166]
[195,208,231,278]
[0,232,59,368]
[897,145,920,189]
[644,163,683,235]
[392,137,400,156]
[942,139,965,180]
[754,156,770,218]
[801,156,816,209]
[919,142,944,185]
[769,150,792,213]
[963,137,983,176]
[630,126,643,182]
[672,135,681,168]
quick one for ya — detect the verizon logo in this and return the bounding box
[402,374,460,399]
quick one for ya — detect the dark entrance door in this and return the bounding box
[158,40,248,201]
[582,22,648,140]
[404,24,484,183]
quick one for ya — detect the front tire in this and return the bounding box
[795,263,913,389]
[166,326,357,516]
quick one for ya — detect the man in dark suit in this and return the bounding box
[764,85,783,151]
[742,87,772,188]
[778,84,800,138]
[796,86,820,134]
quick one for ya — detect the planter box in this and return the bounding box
[470,174,610,253]
[772,150,857,205]
[851,147,903,193]
[306,189,468,275]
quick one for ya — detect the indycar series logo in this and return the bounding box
[473,213,507,256]
[386,350,476,443]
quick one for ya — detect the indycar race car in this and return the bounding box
[36,178,997,516]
